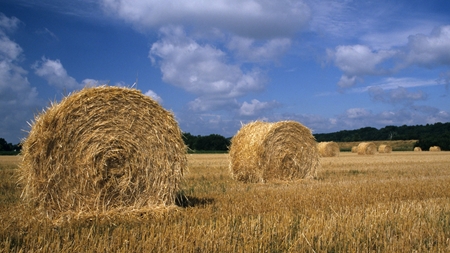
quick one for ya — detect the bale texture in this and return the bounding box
[378,144,392,153]
[413,147,422,152]
[228,121,320,183]
[351,146,358,153]
[357,142,377,155]
[19,86,187,218]
[429,146,441,152]
[317,142,340,157]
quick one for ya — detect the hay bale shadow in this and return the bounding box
[175,193,215,208]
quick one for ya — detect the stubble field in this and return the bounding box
[1,151,449,252]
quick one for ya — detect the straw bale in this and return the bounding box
[228,121,320,183]
[429,146,441,152]
[413,147,422,152]
[351,146,358,153]
[378,144,392,153]
[357,142,377,155]
[317,142,340,157]
[19,86,187,219]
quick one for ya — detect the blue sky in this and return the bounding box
[1,0,450,143]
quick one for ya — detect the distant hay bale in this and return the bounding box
[429,146,441,152]
[351,146,358,153]
[228,121,320,183]
[378,144,392,153]
[414,147,422,152]
[357,142,377,155]
[317,142,340,157]
[19,86,187,219]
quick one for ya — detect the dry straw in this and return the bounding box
[317,142,340,157]
[351,146,358,153]
[413,147,422,152]
[429,146,441,152]
[357,142,377,155]
[228,121,320,183]
[19,86,187,219]
[378,144,392,153]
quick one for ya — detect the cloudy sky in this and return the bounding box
[1,0,450,143]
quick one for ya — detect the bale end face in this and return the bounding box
[228,121,320,183]
[317,142,340,157]
[357,142,377,155]
[19,86,187,219]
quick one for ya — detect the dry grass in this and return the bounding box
[1,152,450,252]
[18,86,187,220]
[228,121,319,183]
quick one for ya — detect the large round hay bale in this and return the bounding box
[228,121,320,183]
[19,86,187,218]
[378,144,392,153]
[351,146,358,153]
[357,142,377,155]
[413,147,422,152]
[317,141,340,157]
[429,146,441,152]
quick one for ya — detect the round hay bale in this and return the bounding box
[429,146,441,152]
[19,86,187,218]
[378,144,392,153]
[357,142,377,155]
[413,147,422,152]
[351,146,358,153]
[228,121,320,183]
[317,141,340,157]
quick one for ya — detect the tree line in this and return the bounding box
[1,122,448,153]
[314,122,450,151]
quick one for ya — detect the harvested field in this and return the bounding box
[1,151,450,252]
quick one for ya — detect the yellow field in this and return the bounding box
[1,152,449,252]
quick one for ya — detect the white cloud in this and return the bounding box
[0,14,40,143]
[150,26,266,111]
[188,97,239,112]
[403,25,450,67]
[144,89,163,104]
[368,86,427,104]
[101,0,310,39]
[352,77,440,93]
[330,25,450,88]
[227,36,291,63]
[0,13,20,32]
[345,108,371,119]
[33,57,82,90]
[328,45,396,87]
[238,99,279,117]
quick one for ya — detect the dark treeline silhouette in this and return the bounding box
[2,122,448,153]
[183,133,231,152]
[0,138,21,154]
[314,122,450,151]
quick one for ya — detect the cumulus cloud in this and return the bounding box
[0,13,39,143]
[238,99,280,117]
[330,25,450,88]
[150,26,266,111]
[32,57,81,90]
[403,25,450,67]
[144,89,163,104]
[101,0,310,39]
[0,13,20,33]
[368,86,427,105]
[227,36,291,63]
[328,45,395,87]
